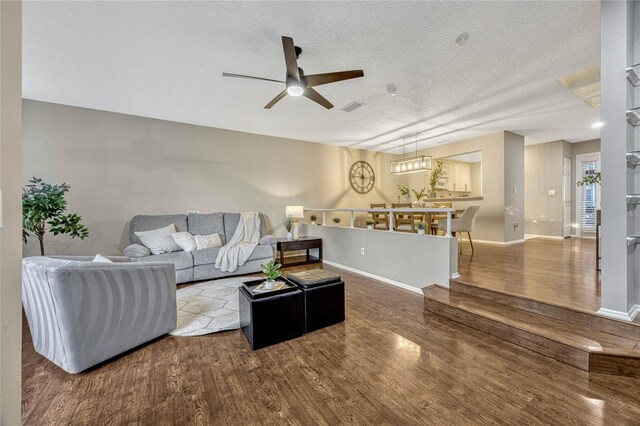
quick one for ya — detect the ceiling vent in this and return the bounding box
[557,66,600,108]
[341,101,364,112]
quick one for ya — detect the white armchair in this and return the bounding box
[438,206,480,253]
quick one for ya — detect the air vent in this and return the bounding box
[341,101,364,112]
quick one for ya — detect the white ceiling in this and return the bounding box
[22,1,601,153]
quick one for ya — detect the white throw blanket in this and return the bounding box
[215,212,261,273]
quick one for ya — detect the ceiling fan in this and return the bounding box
[222,36,364,110]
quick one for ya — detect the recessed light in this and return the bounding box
[386,83,397,96]
[592,121,604,128]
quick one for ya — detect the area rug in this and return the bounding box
[170,276,252,337]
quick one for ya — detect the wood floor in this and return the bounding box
[457,237,600,312]
[22,262,640,425]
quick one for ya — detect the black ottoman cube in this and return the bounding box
[286,269,345,333]
[239,278,304,350]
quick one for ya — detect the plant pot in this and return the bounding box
[264,279,275,290]
[286,232,293,241]
[310,221,316,225]
[417,229,425,235]
[367,225,374,230]
[429,192,437,199]
[333,223,340,227]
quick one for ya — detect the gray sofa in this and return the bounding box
[124,212,276,284]
[22,256,176,373]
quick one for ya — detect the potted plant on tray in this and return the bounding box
[260,260,282,290]
[416,221,427,235]
[366,219,375,230]
[332,217,341,226]
[310,214,317,225]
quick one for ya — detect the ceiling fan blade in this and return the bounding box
[304,70,364,87]
[304,88,334,109]
[282,36,300,81]
[264,90,288,109]
[222,73,285,84]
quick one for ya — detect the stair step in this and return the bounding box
[424,285,640,375]
[450,280,640,340]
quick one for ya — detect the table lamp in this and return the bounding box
[286,205,305,240]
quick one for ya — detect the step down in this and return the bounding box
[424,284,640,376]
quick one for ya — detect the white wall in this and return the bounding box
[304,224,458,290]
[0,1,23,424]
[22,100,404,256]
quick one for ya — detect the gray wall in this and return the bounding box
[22,100,402,256]
[1,1,23,424]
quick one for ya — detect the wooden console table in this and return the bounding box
[276,237,322,267]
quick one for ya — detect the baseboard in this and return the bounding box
[524,234,565,240]
[459,238,525,246]
[321,260,425,295]
[597,305,640,322]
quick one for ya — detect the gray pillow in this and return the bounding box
[123,243,151,258]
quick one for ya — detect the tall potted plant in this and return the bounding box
[428,160,444,198]
[22,177,89,255]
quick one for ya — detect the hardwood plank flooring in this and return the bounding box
[457,237,600,312]
[22,263,640,425]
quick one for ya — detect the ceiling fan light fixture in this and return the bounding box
[286,83,305,97]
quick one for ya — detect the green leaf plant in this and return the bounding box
[22,177,89,255]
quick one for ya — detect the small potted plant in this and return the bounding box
[366,219,375,230]
[310,214,317,225]
[416,221,426,235]
[260,260,282,290]
[332,217,341,226]
[283,217,293,240]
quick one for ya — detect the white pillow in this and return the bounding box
[135,224,180,255]
[194,233,223,250]
[92,254,113,263]
[171,232,197,252]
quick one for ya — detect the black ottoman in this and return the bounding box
[286,269,345,333]
[239,278,304,350]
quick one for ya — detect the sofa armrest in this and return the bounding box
[259,235,277,246]
[124,243,151,258]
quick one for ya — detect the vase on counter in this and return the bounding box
[286,232,293,240]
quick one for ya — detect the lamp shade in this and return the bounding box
[286,205,305,218]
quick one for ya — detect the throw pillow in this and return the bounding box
[171,232,197,252]
[92,254,113,263]
[135,224,180,255]
[123,243,151,258]
[194,233,223,250]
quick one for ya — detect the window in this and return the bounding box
[575,152,600,236]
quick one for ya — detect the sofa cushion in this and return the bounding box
[129,214,188,245]
[191,247,221,266]
[191,245,272,267]
[249,245,274,261]
[223,213,241,244]
[134,251,193,271]
[188,213,224,240]
[124,243,151,258]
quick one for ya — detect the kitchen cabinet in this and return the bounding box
[444,161,472,192]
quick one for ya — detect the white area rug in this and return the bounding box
[170,277,249,337]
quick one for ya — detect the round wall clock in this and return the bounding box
[349,161,375,194]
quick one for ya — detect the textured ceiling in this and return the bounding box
[22,1,601,153]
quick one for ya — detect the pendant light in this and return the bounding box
[389,133,432,174]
